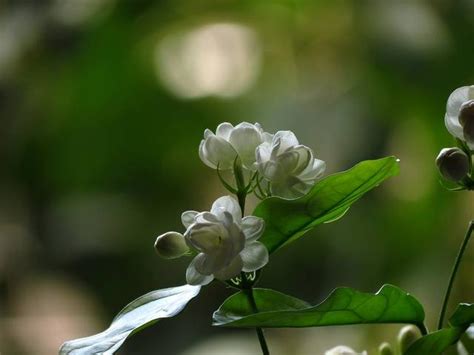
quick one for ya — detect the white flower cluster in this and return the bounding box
[155,122,325,286]
[445,85,474,148]
[199,122,326,199]
[155,196,268,285]
[436,86,474,184]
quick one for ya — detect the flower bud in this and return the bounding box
[325,346,367,355]
[397,325,419,354]
[378,342,394,355]
[436,147,469,182]
[154,232,189,259]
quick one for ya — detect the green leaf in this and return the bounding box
[59,284,201,355]
[449,303,474,327]
[254,157,399,253]
[405,303,474,355]
[213,284,424,330]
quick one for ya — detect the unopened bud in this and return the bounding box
[325,346,367,355]
[398,325,420,354]
[154,231,189,259]
[378,342,394,355]
[436,147,469,182]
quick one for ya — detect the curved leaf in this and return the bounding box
[254,157,399,253]
[213,284,424,330]
[449,303,474,327]
[406,303,474,355]
[60,284,201,355]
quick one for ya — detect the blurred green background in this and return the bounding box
[0,0,473,354]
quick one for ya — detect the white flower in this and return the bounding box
[255,130,326,198]
[182,196,268,285]
[199,122,264,170]
[445,85,474,147]
[325,346,367,355]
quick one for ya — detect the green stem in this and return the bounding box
[242,282,270,355]
[437,220,474,330]
[418,323,428,336]
[234,169,270,355]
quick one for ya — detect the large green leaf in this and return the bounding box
[213,284,425,330]
[405,303,474,355]
[59,284,201,355]
[254,157,399,253]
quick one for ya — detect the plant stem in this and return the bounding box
[234,169,270,355]
[417,323,428,336]
[437,220,474,330]
[242,282,270,355]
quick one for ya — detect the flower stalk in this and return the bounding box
[234,170,270,355]
[437,220,474,330]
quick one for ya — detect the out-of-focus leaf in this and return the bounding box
[59,284,201,355]
[406,303,474,355]
[213,284,424,330]
[253,157,400,254]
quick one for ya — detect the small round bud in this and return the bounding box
[398,325,420,354]
[436,147,469,182]
[324,346,367,355]
[378,342,394,355]
[154,231,189,259]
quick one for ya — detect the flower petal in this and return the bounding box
[446,86,474,118]
[210,196,242,223]
[241,242,269,272]
[241,216,265,242]
[270,179,304,199]
[445,113,464,141]
[213,255,243,281]
[198,139,214,168]
[181,211,198,228]
[256,141,272,164]
[185,222,228,253]
[194,252,230,275]
[273,131,299,153]
[216,122,234,140]
[202,135,238,170]
[445,86,474,142]
[298,158,326,182]
[186,255,214,285]
[229,122,263,168]
[195,212,220,224]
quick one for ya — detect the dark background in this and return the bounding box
[0,0,473,354]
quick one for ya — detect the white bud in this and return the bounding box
[154,232,189,259]
[398,325,420,354]
[436,147,469,182]
[378,342,394,355]
[325,346,367,355]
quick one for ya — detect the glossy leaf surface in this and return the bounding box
[254,157,400,253]
[406,303,474,355]
[213,284,424,329]
[60,284,201,355]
